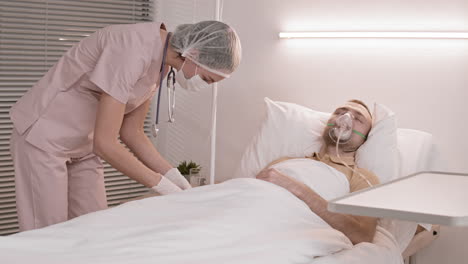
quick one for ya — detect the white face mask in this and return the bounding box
[175,61,211,92]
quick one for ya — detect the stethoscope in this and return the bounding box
[152,32,176,138]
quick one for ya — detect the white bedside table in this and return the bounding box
[328,171,468,226]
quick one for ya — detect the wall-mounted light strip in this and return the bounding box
[279,32,468,39]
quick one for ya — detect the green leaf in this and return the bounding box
[177,160,201,175]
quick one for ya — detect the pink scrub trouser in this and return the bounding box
[10,129,108,232]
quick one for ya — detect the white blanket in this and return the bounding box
[269,158,350,201]
[0,160,404,264]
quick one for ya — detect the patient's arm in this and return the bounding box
[294,181,377,245]
[257,168,377,245]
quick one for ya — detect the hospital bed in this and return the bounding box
[0,102,441,264]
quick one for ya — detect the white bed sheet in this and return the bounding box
[312,225,403,264]
[0,178,404,264]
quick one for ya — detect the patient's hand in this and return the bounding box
[256,168,303,195]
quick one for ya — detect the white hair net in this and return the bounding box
[170,20,242,78]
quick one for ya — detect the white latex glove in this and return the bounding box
[152,176,182,195]
[165,168,192,190]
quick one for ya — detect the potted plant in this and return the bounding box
[177,160,202,181]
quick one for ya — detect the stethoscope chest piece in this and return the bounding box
[151,124,159,138]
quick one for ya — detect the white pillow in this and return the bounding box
[234,97,400,184]
[355,103,399,183]
[397,128,440,176]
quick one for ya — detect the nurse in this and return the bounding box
[9,21,242,231]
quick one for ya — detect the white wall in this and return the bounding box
[214,0,468,263]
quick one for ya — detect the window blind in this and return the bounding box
[0,0,155,236]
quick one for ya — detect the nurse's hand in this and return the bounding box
[164,168,192,190]
[256,168,303,195]
[152,176,182,195]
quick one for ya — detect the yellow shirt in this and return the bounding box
[269,153,380,193]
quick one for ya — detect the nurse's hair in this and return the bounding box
[170,20,242,78]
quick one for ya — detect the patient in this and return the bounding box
[256,99,380,245]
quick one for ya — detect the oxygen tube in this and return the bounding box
[328,113,373,188]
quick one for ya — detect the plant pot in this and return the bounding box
[183,174,190,181]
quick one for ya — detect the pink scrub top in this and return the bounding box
[10,22,166,157]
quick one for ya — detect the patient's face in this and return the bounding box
[323,102,372,152]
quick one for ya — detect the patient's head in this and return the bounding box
[322,99,372,153]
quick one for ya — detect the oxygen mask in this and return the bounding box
[328,112,354,143]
